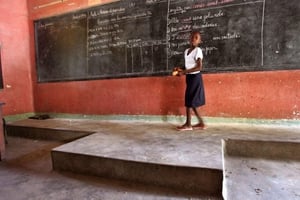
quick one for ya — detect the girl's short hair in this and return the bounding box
[191,30,201,36]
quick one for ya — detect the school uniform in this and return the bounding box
[184,47,205,108]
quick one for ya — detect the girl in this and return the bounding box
[176,30,206,131]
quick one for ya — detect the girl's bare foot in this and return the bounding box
[192,123,207,130]
[176,124,193,131]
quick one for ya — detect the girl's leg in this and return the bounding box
[177,107,193,130]
[193,108,204,127]
[185,107,192,126]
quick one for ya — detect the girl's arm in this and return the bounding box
[179,58,202,75]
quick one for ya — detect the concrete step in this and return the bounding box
[6,121,93,142]
[222,139,300,200]
[52,133,223,196]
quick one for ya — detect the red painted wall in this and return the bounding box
[0,1,34,115]
[33,71,300,119]
[29,0,300,120]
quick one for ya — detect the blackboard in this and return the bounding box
[35,13,87,81]
[34,0,300,82]
[87,0,168,78]
[263,0,300,69]
[35,0,168,82]
[168,0,264,72]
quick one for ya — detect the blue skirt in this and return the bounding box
[185,73,205,108]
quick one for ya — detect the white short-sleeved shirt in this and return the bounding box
[184,47,203,74]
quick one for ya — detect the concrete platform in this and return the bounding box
[6,119,93,142]
[52,133,223,195]
[6,118,300,198]
[1,136,222,200]
[7,118,300,169]
[222,139,300,200]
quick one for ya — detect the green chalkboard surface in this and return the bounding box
[34,0,300,82]
[168,0,264,72]
[87,0,168,78]
[35,0,168,82]
[263,0,300,69]
[35,13,87,81]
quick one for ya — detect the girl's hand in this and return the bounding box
[172,67,183,76]
[177,70,185,76]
